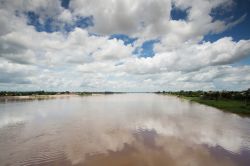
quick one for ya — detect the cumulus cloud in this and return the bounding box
[131,37,250,73]
[0,0,249,91]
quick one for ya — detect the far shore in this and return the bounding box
[0,92,118,102]
[0,94,78,102]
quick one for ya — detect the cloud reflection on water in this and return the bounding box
[0,94,249,166]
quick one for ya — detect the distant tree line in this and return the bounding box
[77,91,118,95]
[156,89,250,105]
[0,91,118,96]
[77,92,93,95]
[0,91,70,96]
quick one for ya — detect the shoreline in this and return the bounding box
[178,96,250,116]
[1,93,249,116]
[0,94,78,102]
[0,93,113,102]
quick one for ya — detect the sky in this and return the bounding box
[0,0,250,92]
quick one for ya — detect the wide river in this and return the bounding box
[0,94,250,166]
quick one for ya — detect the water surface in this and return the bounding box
[0,94,250,166]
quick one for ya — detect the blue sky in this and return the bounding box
[61,0,70,9]
[204,0,250,42]
[28,0,250,53]
[24,0,250,59]
[0,0,250,91]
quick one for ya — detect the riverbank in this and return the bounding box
[0,94,78,102]
[0,92,116,102]
[180,96,250,115]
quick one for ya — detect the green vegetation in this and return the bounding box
[0,91,57,96]
[183,96,250,115]
[0,91,119,97]
[157,89,250,115]
[77,92,93,96]
[0,91,70,96]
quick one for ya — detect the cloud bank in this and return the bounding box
[0,0,250,91]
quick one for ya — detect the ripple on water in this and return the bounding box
[0,94,249,166]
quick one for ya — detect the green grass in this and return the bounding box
[181,96,250,115]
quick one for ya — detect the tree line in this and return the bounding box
[156,89,250,104]
[0,91,117,96]
[0,91,70,96]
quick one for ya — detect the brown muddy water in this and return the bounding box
[0,94,250,166]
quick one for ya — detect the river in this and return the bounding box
[0,94,249,166]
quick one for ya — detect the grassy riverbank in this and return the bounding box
[181,96,250,115]
[158,89,250,115]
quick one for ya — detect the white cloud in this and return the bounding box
[58,9,73,23]
[123,37,250,74]
[0,0,249,91]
